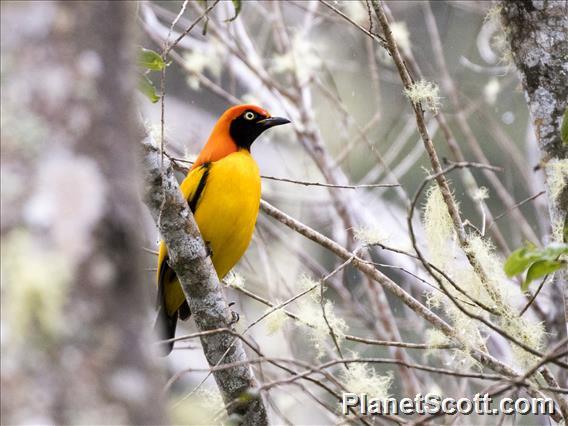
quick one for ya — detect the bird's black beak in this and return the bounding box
[258,116,291,129]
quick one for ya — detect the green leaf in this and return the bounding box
[504,245,540,277]
[138,74,160,103]
[504,242,568,277]
[506,242,567,292]
[561,107,568,145]
[138,48,165,71]
[225,0,241,22]
[522,260,564,292]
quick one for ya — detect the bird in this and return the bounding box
[156,104,290,354]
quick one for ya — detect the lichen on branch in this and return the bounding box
[140,136,268,425]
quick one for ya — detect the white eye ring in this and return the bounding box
[244,111,256,121]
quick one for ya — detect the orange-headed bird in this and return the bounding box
[156,104,290,354]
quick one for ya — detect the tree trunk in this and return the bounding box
[1,1,166,423]
[501,0,568,381]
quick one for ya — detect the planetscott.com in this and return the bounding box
[341,393,555,416]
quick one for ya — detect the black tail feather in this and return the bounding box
[178,300,191,320]
[155,254,191,356]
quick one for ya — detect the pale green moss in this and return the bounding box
[501,313,545,369]
[484,4,503,25]
[467,236,506,302]
[296,274,321,302]
[341,359,392,399]
[404,80,442,113]
[484,3,514,65]
[425,328,449,347]
[423,185,457,267]
[298,299,348,358]
[422,179,545,370]
[353,226,389,245]
[264,302,289,335]
[472,186,490,201]
[546,159,568,205]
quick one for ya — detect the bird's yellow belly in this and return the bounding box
[195,157,261,279]
[163,151,260,315]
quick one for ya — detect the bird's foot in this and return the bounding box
[228,302,240,326]
[205,241,213,258]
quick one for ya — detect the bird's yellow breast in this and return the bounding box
[192,150,261,279]
[158,149,261,315]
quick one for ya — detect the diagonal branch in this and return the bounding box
[260,199,566,422]
[141,136,268,425]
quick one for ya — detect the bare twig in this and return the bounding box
[168,155,399,189]
[519,274,550,317]
[489,190,546,229]
[229,283,454,350]
[260,197,567,420]
[262,175,399,189]
[319,0,386,47]
[162,0,220,57]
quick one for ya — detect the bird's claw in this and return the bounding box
[205,241,213,258]
[228,302,240,326]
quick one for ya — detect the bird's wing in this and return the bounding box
[181,162,211,212]
[156,163,211,316]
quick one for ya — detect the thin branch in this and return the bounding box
[519,274,550,317]
[488,190,546,229]
[228,283,454,350]
[488,338,568,406]
[318,0,386,47]
[261,175,399,189]
[319,259,354,367]
[141,246,159,256]
[168,155,399,189]
[260,197,568,422]
[421,1,539,245]
[406,163,568,370]
[162,0,220,57]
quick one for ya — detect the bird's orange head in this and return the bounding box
[192,104,290,169]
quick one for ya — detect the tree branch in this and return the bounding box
[501,0,568,384]
[260,199,566,422]
[141,136,268,425]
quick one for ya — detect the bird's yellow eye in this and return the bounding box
[244,111,256,121]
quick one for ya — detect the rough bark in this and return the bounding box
[502,1,568,162]
[1,1,165,424]
[501,0,568,355]
[141,138,268,425]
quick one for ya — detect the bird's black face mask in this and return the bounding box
[230,110,290,150]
